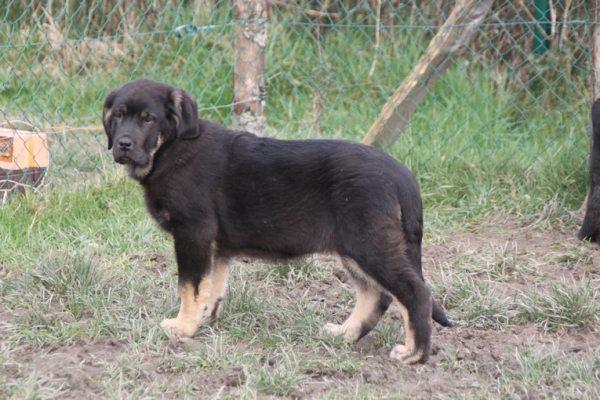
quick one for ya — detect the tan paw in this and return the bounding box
[321,323,360,341]
[390,344,407,359]
[160,317,198,337]
[390,343,426,365]
[322,322,345,336]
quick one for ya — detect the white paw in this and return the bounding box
[160,317,198,337]
[321,323,346,336]
[389,344,407,360]
[321,323,361,341]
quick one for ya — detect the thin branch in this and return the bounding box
[269,0,363,20]
[368,0,382,78]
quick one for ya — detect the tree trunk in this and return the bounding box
[233,0,268,135]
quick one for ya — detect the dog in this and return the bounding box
[102,78,451,364]
[578,99,600,243]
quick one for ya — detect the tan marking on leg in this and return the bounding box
[161,255,230,337]
[389,299,430,365]
[396,301,415,350]
[338,256,432,365]
[199,257,229,322]
[161,279,211,337]
[322,283,380,341]
[322,256,385,341]
[161,242,221,337]
[340,256,383,290]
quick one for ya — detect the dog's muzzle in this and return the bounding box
[117,137,133,151]
[112,137,148,166]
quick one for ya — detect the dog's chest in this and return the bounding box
[145,197,172,230]
[152,208,171,226]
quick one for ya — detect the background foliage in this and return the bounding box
[0,0,594,210]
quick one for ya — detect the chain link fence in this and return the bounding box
[0,1,593,202]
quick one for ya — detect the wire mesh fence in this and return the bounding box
[0,0,594,202]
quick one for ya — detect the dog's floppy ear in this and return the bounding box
[103,87,119,150]
[167,88,200,140]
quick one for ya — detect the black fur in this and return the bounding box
[579,99,600,243]
[103,78,451,364]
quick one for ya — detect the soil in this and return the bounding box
[1,220,599,399]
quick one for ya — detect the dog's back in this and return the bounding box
[215,133,422,260]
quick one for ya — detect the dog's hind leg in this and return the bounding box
[375,257,433,365]
[322,257,392,341]
[411,257,451,328]
[346,247,432,364]
[388,288,432,365]
[404,223,452,328]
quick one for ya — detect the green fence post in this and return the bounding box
[533,0,551,55]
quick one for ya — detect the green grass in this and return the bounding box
[434,274,516,330]
[494,348,600,399]
[516,279,600,331]
[1,151,598,399]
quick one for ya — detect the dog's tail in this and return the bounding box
[578,99,600,243]
[432,298,452,327]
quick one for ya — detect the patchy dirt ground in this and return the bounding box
[1,220,599,399]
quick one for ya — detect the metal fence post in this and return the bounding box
[533,0,551,55]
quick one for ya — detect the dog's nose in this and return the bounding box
[118,138,133,151]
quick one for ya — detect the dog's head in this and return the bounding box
[103,79,199,179]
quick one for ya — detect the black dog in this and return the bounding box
[103,78,451,364]
[578,99,600,243]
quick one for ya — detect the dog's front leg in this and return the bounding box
[161,231,228,337]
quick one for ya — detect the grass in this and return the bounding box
[0,4,591,215]
[494,347,600,399]
[516,279,600,331]
[0,179,598,398]
[4,173,597,398]
[0,3,598,399]
[434,274,516,330]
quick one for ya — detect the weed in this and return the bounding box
[444,241,541,282]
[374,317,403,349]
[516,279,600,331]
[256,257,326,285]
[253,354,305,397]
[543,242,596,270]
[495,347,600,398]
[434,268,515,330]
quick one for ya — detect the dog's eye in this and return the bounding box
[115,112,123,119]
[143,115,154,123]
